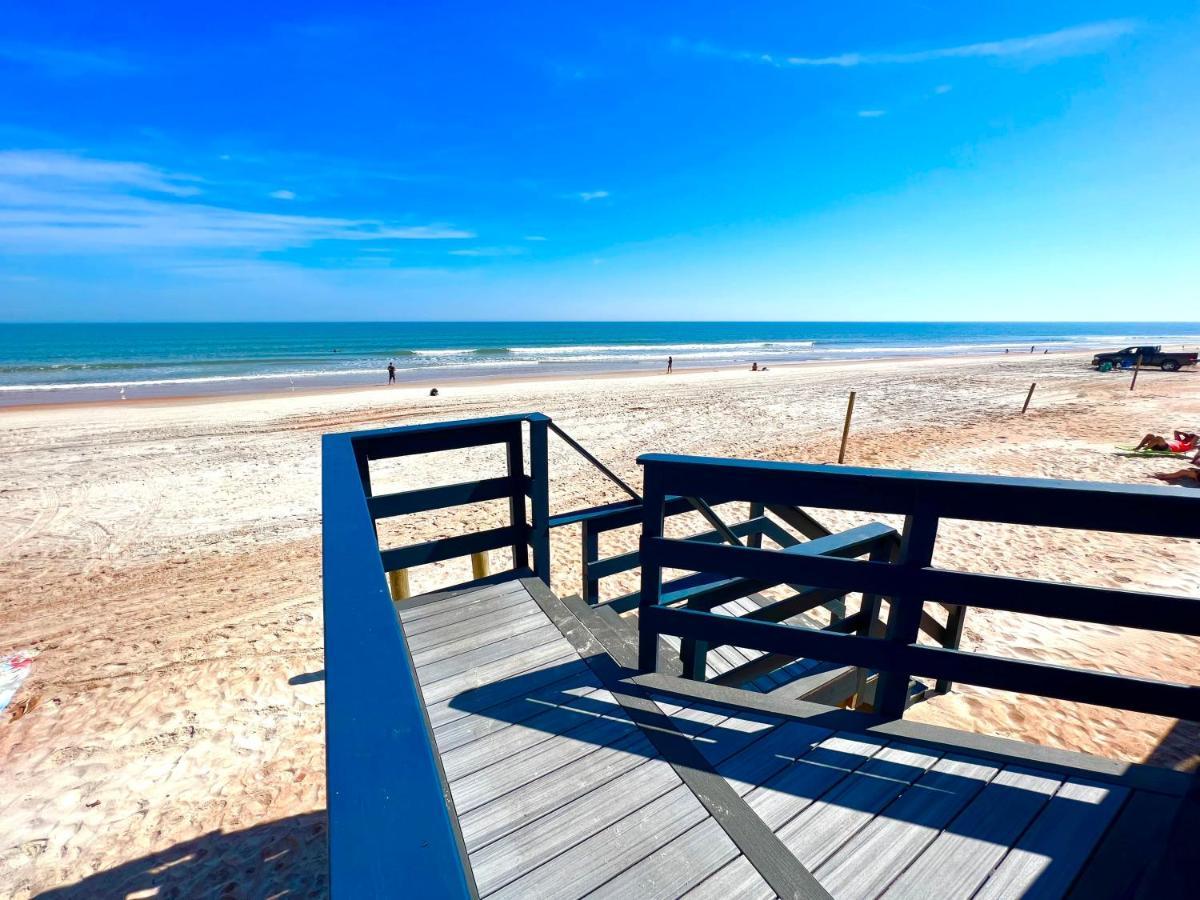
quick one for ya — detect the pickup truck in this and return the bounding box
[1092,345,1198,372]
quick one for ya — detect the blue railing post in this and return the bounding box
[874,505,939,719]
[581,520,599,604]
[505,424,530,572]
[527,414,551,583]
[747,501,764,548]
[638,463,667,672]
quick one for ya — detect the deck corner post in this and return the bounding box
[637,463,667,673]
[581,521,599,604]
[747,501,765,548]
[527,415,552,583]
[875,506,939,719]
[506,426,530,571]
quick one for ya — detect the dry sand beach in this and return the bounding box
[1,352,1199,897]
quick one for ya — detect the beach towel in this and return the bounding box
[1115,446,1190,458]
[0,650,35,715]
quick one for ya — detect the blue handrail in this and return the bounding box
[636,453,1200,721]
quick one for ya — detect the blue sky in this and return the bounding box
[0,2,1197,321]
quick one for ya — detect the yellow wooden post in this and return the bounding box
[388,569,411,601]
[471,551,491,580]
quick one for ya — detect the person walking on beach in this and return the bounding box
[666,355,673,374]
[387,362,396,384]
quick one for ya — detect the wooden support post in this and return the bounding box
[747,501,764,548]
[527,415,551,583]
[874,508,939,719]
[1130,355,1142,391]
[470,551,490,580]
[581,522,599,604]
[936,604,968,695]
[388,569,411,602]
[506,430,530,572]
[838,391,856,464]
[1022,382,1036,414]
[637,466,667,673]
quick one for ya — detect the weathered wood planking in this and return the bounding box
[397,579,527,626]
[776,742,942,870]
[589,818,741,899]
[406,601,548,654]
[411,611,556,667]
[973,779,1129,900]
[490,785,711,899]
[880,766,1061,899]
[746,733,888,831]
[684,854,777,899]
[424,648,583,730]
[816,754,999,898]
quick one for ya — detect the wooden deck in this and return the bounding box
[396,578,1187,900]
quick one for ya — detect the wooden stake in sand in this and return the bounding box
[1130,355,1142,391]
[838,391,856,464]
[1021,382,1037,414]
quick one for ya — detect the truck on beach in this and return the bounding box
[1091,345,1198,371]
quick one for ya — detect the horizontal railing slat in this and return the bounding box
[646,605,1200,720]
[367,475,529,519]
[639,454,1200,539]
[380,525,522,572]
[588,516,776,581]
[645,537,1200,636]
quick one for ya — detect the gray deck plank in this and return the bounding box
[397,579,527,624]
[1065,789,1183,900]
[411,609,551,666]
[683,855,776,900]
[449,698,644,814]
[488,785,710,899]
[439,685,604,781]
[974,779,1129,900]
[708,720,833,797]
[587,817,739,899]
[776,741,942,871]
[414,621,565,685]
[469,756,678,894]
[881,766,1061,900]
[816,753,999,899]
[399,587,535,638]
[432,668,601,753]
[406,600,548,653]
[425,649,585,730]
[747,732,888,831]
[459,732,655,851]
[419,638,578,706]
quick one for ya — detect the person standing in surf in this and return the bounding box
[666,355,673,374]
[387,361,396,384]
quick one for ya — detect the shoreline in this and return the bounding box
[0,348,1103,414]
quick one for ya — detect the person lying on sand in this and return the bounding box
[1152,449,1200,483]
[1135,431,1198,453]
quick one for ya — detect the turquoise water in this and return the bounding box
[1,322,1198,405]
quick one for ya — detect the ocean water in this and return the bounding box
[1,321,1198,405]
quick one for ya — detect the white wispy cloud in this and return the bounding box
[857,109,887,118]
[270,189,297,200]
[676,20,1138,69]
[577,190,609,202]
[448,246,526,257]
[0,150,473,253]
[0,41,137,76]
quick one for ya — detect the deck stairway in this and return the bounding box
[322,412,1200,898]
[388,575,1192,899]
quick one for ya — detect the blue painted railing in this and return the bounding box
[637,453,1200,721]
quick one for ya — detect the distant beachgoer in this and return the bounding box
[1043,349,1049,354]
[1030,345,1035,353]
[1152,454,1200,484]
[1135,431,1198,453]
[1005,349,1009,354]
[430,388,439,397]
[387,362,396,384]
[666,356,673,374]
[751,362,758,372]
